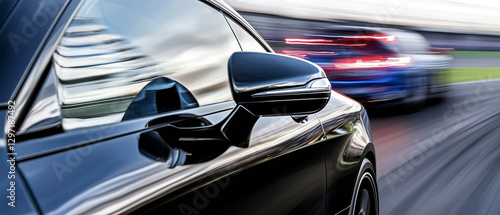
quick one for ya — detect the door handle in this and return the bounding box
[139,131,188,168]
[139,106,259,168]
[291,115,309,123]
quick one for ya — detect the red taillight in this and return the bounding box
[285,38,335,45]
[338,35,396,42]
[285,38,364,46]
[280,50,338,59]
[334,56,411,70]
[285,35,396,46]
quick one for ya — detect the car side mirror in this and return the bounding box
[228,52,331,115]
[137,52,333,153]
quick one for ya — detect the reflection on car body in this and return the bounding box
[0,0,378,214]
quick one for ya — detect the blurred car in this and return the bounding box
[280,26,452,108]
[0,0,377,215]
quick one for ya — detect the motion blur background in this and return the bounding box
[225,0,500,214]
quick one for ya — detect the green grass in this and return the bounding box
[445,67,500,83]
[453,51,500,58]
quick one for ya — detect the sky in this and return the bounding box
[225,0,500,34]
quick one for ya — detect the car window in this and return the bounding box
[394,31,430,54]
[19,0,241,133]
[226,16,267,52]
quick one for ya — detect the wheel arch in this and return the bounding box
[361,143,377,177]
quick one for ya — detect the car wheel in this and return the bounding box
[351,158,378,215]
[427,75,448,105]
[404,74,428,111]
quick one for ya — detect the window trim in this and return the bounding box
[224,14,243,51]
[202,0,273,53]
[8,0,83,136]
[16,101,235,162]
[224,14,268,52]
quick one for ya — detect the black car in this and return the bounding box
[0,0,377,214]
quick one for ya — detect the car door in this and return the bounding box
[14,0,327,214]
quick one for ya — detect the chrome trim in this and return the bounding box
[202,0,274,53]
[9,0,82,135]
[252,78,331,97]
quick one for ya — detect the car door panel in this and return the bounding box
[17,103,233,214]
[18,105,327,214]
[138,135,326,215]
[314,92,374,214]
[133,114,327,215]
[16,101,236,161]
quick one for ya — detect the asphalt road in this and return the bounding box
[370,79,500,215]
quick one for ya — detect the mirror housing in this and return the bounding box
[228,52,331,115]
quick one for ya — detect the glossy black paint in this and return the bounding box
[229,52,325,95]
[0,0,376,214]
[228,52,331,115]
[0,0,18,26]
[0,0,67,104]
[315,92,376,214]
[134,136,328,215]
[14,93,373,214]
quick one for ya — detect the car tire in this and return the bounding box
[350,158,379,215]
[428,79,448,105]
[404,74,428,111]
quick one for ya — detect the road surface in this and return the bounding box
[370,79,500,215]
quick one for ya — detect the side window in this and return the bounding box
[19,0,241,132]
[226,17,267,52]
[395,32,429,54]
